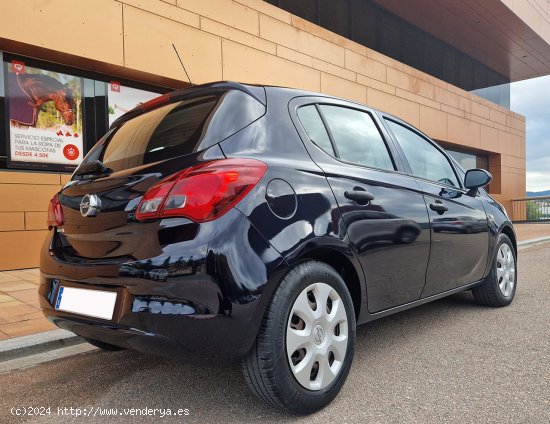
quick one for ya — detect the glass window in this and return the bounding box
[320,105,394,171]
[385,119,459,187]
[91,90,265,172]
[320,0,350,38]
[278,0,319,23]
[297,105,334,155]
[6,60,84,169]
[273,0,511,108]
[447,148,489,172]
[1,54,168,172]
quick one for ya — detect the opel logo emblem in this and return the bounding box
[313,324,325,345]
[80,194,101,217]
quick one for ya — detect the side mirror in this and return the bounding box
[464,169,492,196]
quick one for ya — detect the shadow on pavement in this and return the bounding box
[2,290,486,423]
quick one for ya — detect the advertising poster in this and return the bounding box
[7,60,84,168]
[107,82,159,127]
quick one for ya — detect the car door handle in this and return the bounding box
[429,201,448,214]
[344,189,374,205]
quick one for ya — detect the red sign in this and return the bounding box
[11,60,25,74]
[63,144,80,161]
[110,81,121,93]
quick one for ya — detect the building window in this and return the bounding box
[1,53,166,172]
[446,148,489,172]
[6,60,85,170]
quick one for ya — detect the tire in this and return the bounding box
[242,261,356,414]
[472,233,517,307]
[82,337,125,351]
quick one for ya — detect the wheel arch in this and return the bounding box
[295,247,364,320]
[500,224,517,255]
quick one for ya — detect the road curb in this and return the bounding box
[0,329,84,363]
[518,236,550,249]
[0,343,97,374]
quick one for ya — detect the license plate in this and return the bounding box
[55,286,117,320]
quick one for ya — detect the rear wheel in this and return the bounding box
[472,233,517,307]
[242,261,356,414]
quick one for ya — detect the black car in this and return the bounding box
[40,82,517,414]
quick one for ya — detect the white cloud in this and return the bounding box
[511,76,550,193]
[526,172,550,192]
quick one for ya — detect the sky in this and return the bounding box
[510,76,550,193]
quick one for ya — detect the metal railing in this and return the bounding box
[511,196,550,222]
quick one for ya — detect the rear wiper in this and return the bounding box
[74,160,113,179]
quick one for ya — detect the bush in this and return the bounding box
[526,200,541,220]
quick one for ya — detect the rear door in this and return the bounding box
[383,117,489,296]
[291,98,431,313]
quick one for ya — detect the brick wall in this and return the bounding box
[0,172,69,269]
[0,0,527,269]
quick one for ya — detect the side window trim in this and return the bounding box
[297,104,335,156]
[314,104,340,157]
[374,111,413,176]
[289,96,409,174]
[382,116,464,189]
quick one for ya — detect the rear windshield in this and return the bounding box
[84,90,265,172]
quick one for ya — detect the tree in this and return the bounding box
[526,200,541,221]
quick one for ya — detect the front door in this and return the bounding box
[383,118,489,297]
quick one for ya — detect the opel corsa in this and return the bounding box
[40,82,517,414]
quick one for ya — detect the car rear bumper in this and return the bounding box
[39,208,287,361]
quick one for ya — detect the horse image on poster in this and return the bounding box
[9,73,76,127]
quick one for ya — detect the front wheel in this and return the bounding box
[242,261,356,414]
[472,233,517,307]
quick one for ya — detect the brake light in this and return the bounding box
[136,159,267,222]
[47,194,64,229]
[140,93,171,111]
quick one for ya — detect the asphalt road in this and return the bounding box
[2,243,549,424]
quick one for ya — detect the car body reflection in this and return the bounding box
[342,208,421,250]
[433,215,487,234]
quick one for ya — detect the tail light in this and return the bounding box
[47,194,64,229]
[136,159,267,222]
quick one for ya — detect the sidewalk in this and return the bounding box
[0,269,56,340]
[0,223,549,342]
[513,222,550,241]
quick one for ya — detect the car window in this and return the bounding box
[319,105,394,171]
[385,119,459,187]
[297,105,335,155]
[87,90,265,173]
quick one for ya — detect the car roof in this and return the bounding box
[170,81,394,116]
[112,80,405,130]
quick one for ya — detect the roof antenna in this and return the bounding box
[172,43,194,86]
